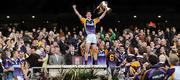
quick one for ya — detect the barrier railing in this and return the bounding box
[32,65,107,69]
[30,65,109,79]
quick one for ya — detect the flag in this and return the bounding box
[147,21,156,28]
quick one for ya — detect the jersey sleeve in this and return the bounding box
[80,18,86,24]
[94,18,100,24]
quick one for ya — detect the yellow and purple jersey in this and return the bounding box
[83,53,93,65]
[80,18,100,34]
[165,65,175,80]
[141,64,166,80]
[97,50,106,65]
[107,51,116,67]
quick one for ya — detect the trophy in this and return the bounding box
[95,1,111,14]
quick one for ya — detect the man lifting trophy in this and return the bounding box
[72,1,110,65]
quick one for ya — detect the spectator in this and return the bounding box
[158,54,167,67]
[10,51,26,80]
[100,28,116,42]
[0,51,3,80]
[49,46,65,65]
[141,54,166,80]
[23,31,32,44]
[166,53,180,80]
[0,22,180,80]
[2,49,14,80]
[58,36,68,55]
[67,32,78,47]
[32,28,39,40]
[64,45,78,65]
[165,28,172,46]
[138,29,145,42]
[26,46,43,73]
[6,27,12,37]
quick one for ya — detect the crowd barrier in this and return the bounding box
[30,65,109,78]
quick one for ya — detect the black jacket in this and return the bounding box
[58,40,68,55]
[64,52,78,65]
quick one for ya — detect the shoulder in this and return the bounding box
[80,18,86,21]
[93,18,100,21]
[142,69,151,78]
[80,17,86,19]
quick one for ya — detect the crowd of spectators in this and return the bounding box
[0,25,180,80]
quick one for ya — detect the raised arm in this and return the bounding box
[72,5,83,19]
[99,9,107,20]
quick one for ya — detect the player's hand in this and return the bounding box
[72,5,76,9]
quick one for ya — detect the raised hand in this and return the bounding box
[72,5,76,9]
[72,5,83,18]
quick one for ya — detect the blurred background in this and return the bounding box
[0,0,179,32]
